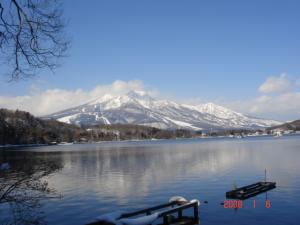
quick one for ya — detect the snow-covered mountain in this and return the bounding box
[44,91,281,130]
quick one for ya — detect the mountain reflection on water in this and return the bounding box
[1,136,300,225]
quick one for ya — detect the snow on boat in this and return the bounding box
[87,197,200,225]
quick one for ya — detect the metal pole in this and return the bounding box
[265,168,267,182]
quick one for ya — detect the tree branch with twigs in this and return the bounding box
[0,0,69,80]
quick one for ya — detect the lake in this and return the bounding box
[1,135,300,225]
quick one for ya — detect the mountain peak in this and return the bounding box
[196,102,244,119]
[45,92,281,130]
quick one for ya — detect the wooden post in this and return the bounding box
[146,211,151,225]
[163,215,169,225]
[178,209,182,218]
[194,204,199,221]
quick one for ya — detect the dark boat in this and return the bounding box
[226,181,276,200]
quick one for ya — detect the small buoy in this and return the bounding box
[204,200,208,204]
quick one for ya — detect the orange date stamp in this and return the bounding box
[223,199,271,209]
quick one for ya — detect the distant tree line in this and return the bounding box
[84,124,193,141]
[0,108,194,145]
[266,120,300,132]
[0,108,82,145]
[2,108,289,146]
[208,129,265,136]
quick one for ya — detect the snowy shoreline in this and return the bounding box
[0,143,48,149]
[1,133,299,150]
[0,137,195,149]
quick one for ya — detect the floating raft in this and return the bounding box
[226,181,276,200]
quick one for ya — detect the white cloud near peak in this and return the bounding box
[224,92,300,121]
[222,74,300,121]
[0,80,148,116]
[296,79,300,87]
[258,73,291,94]
[1,75,299,121]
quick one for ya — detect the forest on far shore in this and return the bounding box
[0,109,194,145]
[1,108,296,146]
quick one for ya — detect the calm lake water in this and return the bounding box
[1,135,300,225]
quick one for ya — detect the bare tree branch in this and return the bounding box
[0,0,69,80]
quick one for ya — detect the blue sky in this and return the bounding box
[0,0,300,120]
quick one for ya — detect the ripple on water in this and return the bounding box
[2,136,300,225]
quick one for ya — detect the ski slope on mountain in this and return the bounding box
[45,91,280,130]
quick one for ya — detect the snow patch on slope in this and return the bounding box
[46,91,281,130]
[57,114,79,123]
[164,117,202,130]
